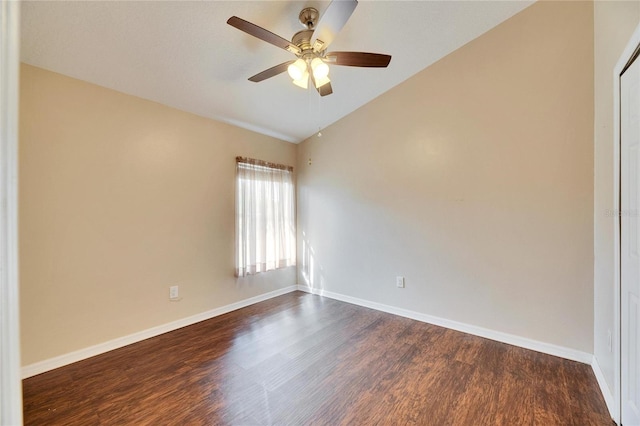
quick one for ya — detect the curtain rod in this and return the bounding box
[236,156,293,172]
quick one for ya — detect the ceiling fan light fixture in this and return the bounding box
[293,71,309,89]
[287,59,307,80]
[311,58,329,79]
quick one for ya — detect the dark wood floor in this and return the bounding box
[23,291,612,425]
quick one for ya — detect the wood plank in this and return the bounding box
[23,292,614,425]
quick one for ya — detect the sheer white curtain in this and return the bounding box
[235,157,295,277]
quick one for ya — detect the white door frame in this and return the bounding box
[614,21,640,426]
[0,0,22,424]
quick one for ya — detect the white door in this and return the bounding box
[622,52,640,426]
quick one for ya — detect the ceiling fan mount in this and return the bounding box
[298,7,319,30]
[227,0,392,97]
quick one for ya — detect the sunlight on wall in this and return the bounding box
[301,231,325,293]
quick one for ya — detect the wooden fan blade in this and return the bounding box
[325,51,391,67]
[311,0,358,52]
[318,81,333,96]
[248,61,295,82]
[227,16,301,55]
[310,73,333,96]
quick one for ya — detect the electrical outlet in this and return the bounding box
[607,329,612,352]
[396,276,405,288]
[169,285,179,300]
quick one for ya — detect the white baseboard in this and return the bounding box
[297,285,593,364]
[22,285,299,379]
[591,355,617,424]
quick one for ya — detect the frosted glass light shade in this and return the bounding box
[287,59,307,81]
[293,71,309,89]
[314,75,330,89]
[311,58,329,79]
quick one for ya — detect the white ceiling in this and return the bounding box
[21,1,533,143]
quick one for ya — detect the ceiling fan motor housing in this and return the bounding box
[292,29,315,56]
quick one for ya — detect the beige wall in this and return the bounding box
[22,0,623,377]
[593,1,640,395]
[19,64,296,366]
[297,1,594,352]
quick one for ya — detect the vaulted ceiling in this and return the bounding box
[21,1,533,143]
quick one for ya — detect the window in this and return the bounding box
[235,157,295,277]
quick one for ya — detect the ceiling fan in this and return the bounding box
[227,0,391,97]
